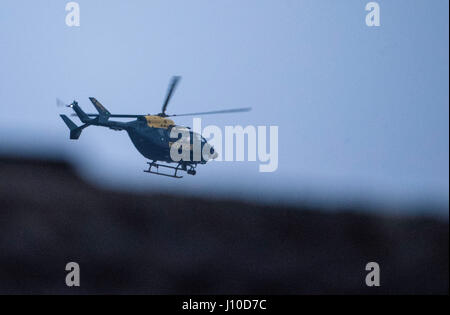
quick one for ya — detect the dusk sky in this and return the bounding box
[1,0,448,214]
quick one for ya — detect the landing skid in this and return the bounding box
[144,161,197,179]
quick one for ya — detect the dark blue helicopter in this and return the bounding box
[59,76,251,178]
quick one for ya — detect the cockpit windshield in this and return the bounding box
[170,126,206,143]
[192,132,206,143]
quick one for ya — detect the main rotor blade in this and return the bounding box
[107,114,144,118]
[69,107,252,118]
[71,113,145,118]
[167,107,252,117]
[161,76,181,115]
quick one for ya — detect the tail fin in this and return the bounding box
[70,101,91,123]
[60,115,87,140]
[89,97,110,123]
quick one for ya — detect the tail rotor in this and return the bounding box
[56,98,78,108]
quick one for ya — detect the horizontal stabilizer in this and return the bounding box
[60,115,88,140]
[60,115,78,131]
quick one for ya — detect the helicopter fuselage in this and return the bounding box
[97,115,214,165]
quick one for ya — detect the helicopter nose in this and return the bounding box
[204,144,218,160]
[211,149,218,160]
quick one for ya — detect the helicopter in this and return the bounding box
[59,76,251,178]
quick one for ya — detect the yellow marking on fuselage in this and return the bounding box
[145,115,175,129]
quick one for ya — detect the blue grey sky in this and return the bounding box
[0,1,448,213]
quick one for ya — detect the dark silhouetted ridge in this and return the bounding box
[0,156,448,294]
